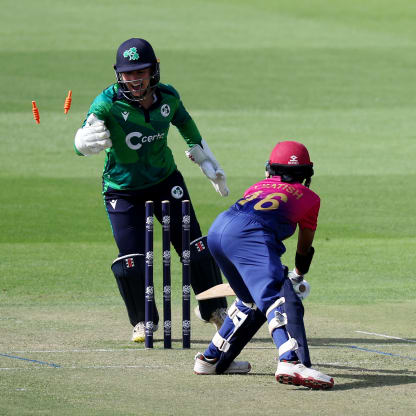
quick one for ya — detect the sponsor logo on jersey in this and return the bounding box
[161,104,170,117]
[288,155,299,165]
[171,185,184,199]
[109,199,118,209]
[125,131,165,150]
[123,47,139,61]
[121,111,129,121]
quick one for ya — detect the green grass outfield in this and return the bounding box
[1,0,415,414]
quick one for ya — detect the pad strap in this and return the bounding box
[266,297,287,335]
[228,302,249,333]
[278,337,298,357]
[268,312,288,335]
[265,297,285,317]
[241,301,257,310]
[212,332,231,352]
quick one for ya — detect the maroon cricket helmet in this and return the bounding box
[266,141,314,187]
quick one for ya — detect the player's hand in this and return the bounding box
[209,168,229,197]
[288,268,311,300]
[75,113,112,156]
[186,139,229,197]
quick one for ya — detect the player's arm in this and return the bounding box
[287,227,314,300]
[288,199,320,299]
[294,227,315,276]
[293,197,320,275]
[288,227,315,283]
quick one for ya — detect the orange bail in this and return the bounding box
[64,90,72,114]
[32,101,40,124]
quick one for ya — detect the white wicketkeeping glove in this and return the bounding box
[185,138,229,196]
[288,268,311,300]
[75,113,112,156]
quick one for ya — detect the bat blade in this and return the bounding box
[195,283,236,300]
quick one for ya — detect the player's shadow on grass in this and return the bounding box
[248,367,416,391]
[246,337,416,390]
[317,364,416,391]
[248,363,416,391]
[188,337,416,390]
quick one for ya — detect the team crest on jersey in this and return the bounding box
[161,104,170,117]
[123,47,139,61]
[121,111,129,121]
[171,185,184,199]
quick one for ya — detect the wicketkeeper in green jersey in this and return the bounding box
[74,38,229,342]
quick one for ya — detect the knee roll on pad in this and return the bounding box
[111,253,159,326]
[213,299,267,374]
[190,236,227,320]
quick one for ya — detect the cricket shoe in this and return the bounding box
[131,322,159,343]
[194,306,227,331]
[193,353,251,375]
[275,361,334,390]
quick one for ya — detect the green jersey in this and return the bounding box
[76,83,202,191]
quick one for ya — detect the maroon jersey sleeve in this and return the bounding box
[298,198,320,231]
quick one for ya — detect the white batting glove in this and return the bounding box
[75,113,112,156]
[288,268,311,300]
[186,139,229,197]
[288,268,303,284]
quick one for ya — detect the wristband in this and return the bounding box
[295,246,315,275]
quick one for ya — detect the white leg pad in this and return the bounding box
[212,299,257,352]
[227,300,239,320]
[278,337,299,357]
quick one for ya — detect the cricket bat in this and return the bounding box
[195,283,236,300]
